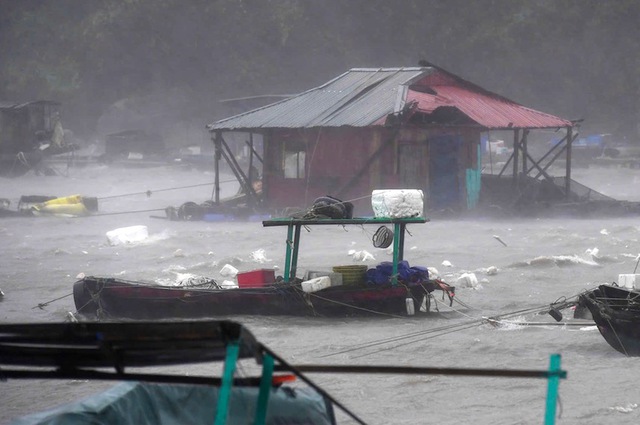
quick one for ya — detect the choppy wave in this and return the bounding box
[507,254,601,268]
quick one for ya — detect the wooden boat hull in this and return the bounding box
[578,284,640,356]
[74,276,451,319]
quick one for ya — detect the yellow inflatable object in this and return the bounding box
[31,194,93,217]
[41,194,83,205]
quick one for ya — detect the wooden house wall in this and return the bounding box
[260,126,482,214]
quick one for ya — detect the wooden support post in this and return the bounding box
[213,132,222,204]
[512,129,520,185]
[565,127,573,200]
[521,130,528,177]
[527,134,568,175]
[248,133,255,183]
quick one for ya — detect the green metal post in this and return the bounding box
[391,222,401,285]
[254,353,275,425]
[214,341,240,425]
[290,225,301,281]
[544,354,562,425]
[283,224,294,283]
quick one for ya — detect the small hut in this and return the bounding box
[207,65,576,215]
[0,100,75,177]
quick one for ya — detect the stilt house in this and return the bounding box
[207,65,576,215]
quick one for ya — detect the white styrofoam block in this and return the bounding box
[305,270,343,286]
[618,274,639,289]
[106,225,148,246]
[371,189,424,218]
[220,264,239,278]
[301,276,332,293]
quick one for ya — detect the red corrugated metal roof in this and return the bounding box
[407,83,571,129]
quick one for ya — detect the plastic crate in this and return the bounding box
[237,269,276,288]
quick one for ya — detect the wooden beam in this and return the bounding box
[335,127,400,198]
[565,127,573,200]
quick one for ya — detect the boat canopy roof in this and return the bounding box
[0,320,260,370]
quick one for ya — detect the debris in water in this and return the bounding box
[493,235,508,247]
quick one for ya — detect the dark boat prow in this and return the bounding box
[577,284,640,356]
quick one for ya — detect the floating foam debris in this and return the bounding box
[349,250,375,262]
[76,272,85,279]
[609,403,638,413]
[173,249,185,257]
[220,264,239,277]
[106,225,148,246]
[600,229,610,235]
[456,272,479,288]
[250,248,271,264]
[485,266,498,275]
[427,267,439,278]
[442,260,453,267]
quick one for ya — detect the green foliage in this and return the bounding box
[0,0,638,139]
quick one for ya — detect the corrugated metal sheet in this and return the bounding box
[208,68,426,130]
[424,85,572,129]
[208,67,571,131]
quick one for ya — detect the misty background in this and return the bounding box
[1,0,639,150]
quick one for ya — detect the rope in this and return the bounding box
[432,296,476,319]
[32,292,73,309]
[98,179,237,200]
[80,208,166,217]
[306,292,406,318]
[320,317,486,359]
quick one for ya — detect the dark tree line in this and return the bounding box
[1,0,638,143]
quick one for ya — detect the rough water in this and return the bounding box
[2,162,640,424]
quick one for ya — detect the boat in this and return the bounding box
[1,320,567,425]
[73,216,456,320]
[1,320,354,424]
[575,283,640,356]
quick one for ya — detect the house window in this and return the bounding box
[283,141,306,179]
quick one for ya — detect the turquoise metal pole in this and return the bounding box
[283,224,294,283]
[391,222,401,285]
[544,354,562,425]
[254,353,275,425]
[290,225,302,281]
[214,341,240,425]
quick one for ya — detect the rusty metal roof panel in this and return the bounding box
[431,85,572,129]
[208,68,427,130]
